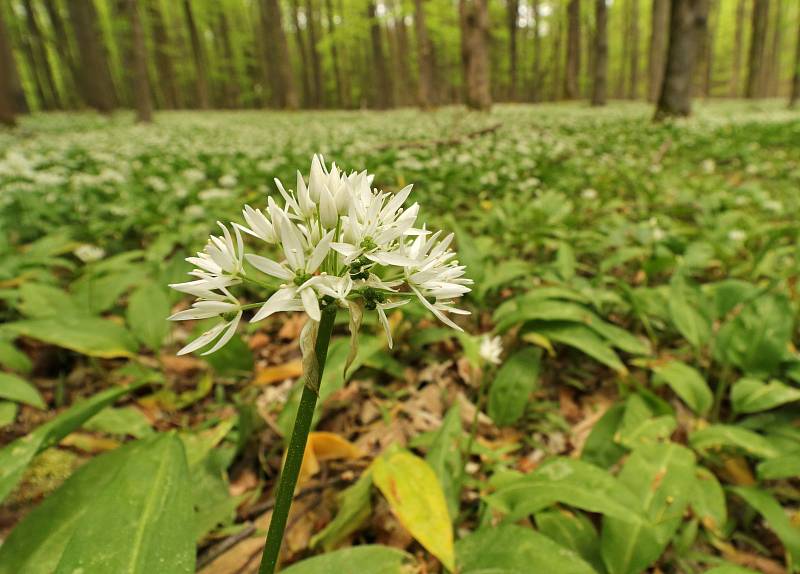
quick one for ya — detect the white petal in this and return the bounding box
[246,254,293,280]
[251,288,298,322]
[201,311,243,355]
[177,321,228,355]
[300,287,321,322]
[306,230,334,273]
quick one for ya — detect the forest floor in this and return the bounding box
[1,101,799,574]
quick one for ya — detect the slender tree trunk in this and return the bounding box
[564,0,581,99]
[43,0,79,107]
[218,11,240,108]
[261,0,298,109]
[766,0,783,96]
[325,0,345,107]
[288,0,312,107]
[183,0,210,108]
[459,0,491,110]
[414,0,436,108]
[22,0,61,109]
[147,0,179,108]
[531,0,541,102]
[730,0,746,96]
[394,2,414,105]
[67,0,116,112]
[126,0,152,122]
[617,0,629,97]
[746,0,770,98]
[0,5,17,126]
[628,0,640,99]
[701,0,719,97]
[648,0,669,101]
[552,5,563,99]
[790,12,799,107]
[368,1,393,108]
[654,0,709,119]
[112,0,133,108]
[591,0,607,106]
[306,0,324,107]
[507,0,519,99]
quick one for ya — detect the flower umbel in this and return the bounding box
[169,155,471,354]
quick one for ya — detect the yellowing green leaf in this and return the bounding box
[2,316,138,358]
[372,449,454,571]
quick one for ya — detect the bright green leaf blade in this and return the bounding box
[425,405,463,520]
[373,449,455,571]
[730,378,800,414]
[0,371,45,408]
[456,524,597,574]
[651,360,713,416]
[280,545,413,574]
[2,316,138,358]
[757,455,800,480]
[83,406,154,438]
[0,382,142,502]
[730,486,800,567]
[0,339,33,373]
[310,471,373,551]
[488,347,541,426]
[0,401,17,427]
[690,425,780,459]
[535,510,604,572]
[127,282,171,351]
[690,467,727,534]
[531,322,628,375]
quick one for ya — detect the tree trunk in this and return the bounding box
[325,0,345,107]
[261,0,298,109]
[564,0,580,99]
[67,0,116,113]
[147,0,179,108]
[648,0,669,101]
[368,1,393,109]
[507,0,519,99]
[730,0,745,96]
[701,0,719,97]
[218,10,240,108]
[766,0,783,96]
[0,5,17,125]
[617,0,629,97]
[790,12,799,107]
[43,0,79,107]
[746,0,770,98]
[394,2,414,105]
[127,0,152,122]
[531,0,541,101]
[654,0,709,119]
[288,0,312,107]
[459,0,491,110]
[306,0,324,107]
[628,0,640,99]
[414,0,435,108]
[591,0,607,106]
[552,4,563,99]
[182,0,210,108]
[22,0,61,109]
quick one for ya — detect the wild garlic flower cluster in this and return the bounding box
[169,155,472,355]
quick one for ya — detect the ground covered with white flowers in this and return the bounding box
[1,102,799,574]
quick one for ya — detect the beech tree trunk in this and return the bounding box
[127,0,152,122]
[746,0,770,98]
[394,3,414,106]
[628,0,640,99]
[43,0,79,108]
[791,14,800,107]
[507,0,519,99]
[146,0,179,108]
[730,0,746,96]
[648,0,669,101]
[414,0,436,108]
[368,1,393,109]
[591,0,607,106]
[289,0,312,107]
[218,11,240,108]
[531,0,541,101]
[459,0,491,110]
[68,0,116,112]
[0,6,17,126]
[261,0,298,109]
[564,0,580,99]
[766,0,783,96]
[306,0,324,107]
[325,0,345,107]
[183,0,210,108]
[22,0,60,109]
[654,0,709,119]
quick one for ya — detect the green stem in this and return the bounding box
[460,367,490,495]
[258,305,337,574]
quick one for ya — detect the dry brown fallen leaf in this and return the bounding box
[252,360,303,386]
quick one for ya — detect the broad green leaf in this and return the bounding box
[690,425,780,459]
[757,455,800,480]
[535,510,604,572]
[0,401,17,426]
[17,282,81,318]
[71,267,149,314]
[2,316,138,358]
[372,449,454,571]
[529,322,628,375]
[53,433,194,574]
[310,471,373,551]
[192,445,240,541]
[127,282,171,351]
[731,486,800,567]
[281,545,413,574]
[0,382,141,502]
[616,394,676,448]
[704,567,760,574]
[488,347,542,426]
[690,467,727,534]
[0,372,45,408]
[651,360,713,415]
[486,457,642,523]
[0,339,32,373]
[0,434,194,574]
[668,276,710,349]
[84,406,154,438]
[425,405,463,519]
[582,403,627,468]
[601,443,696,574]
[730,378,800,414]
[457,524,597,574]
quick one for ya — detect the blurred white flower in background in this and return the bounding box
[74,244,106,263]
[728,229,747,242]
[479,334,503,365]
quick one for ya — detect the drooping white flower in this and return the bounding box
[479,334,503,365]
